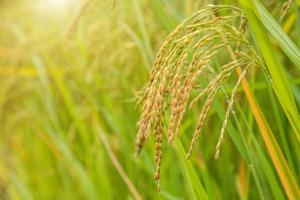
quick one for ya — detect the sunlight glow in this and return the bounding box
[38,0,70,12]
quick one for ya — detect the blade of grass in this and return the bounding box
[148,0,177,32]
[243,0,300,143]
[123,24,152,70]
[218,7,300,197]
[294,0,300,46]
[213,100,265,200]
[239,65,299,199]
[131,0,154,63]
[50,67,90,149]
[254,0,300,69]
[267,86,296,175]
[235,89,288,200]
[96,125,142,200]
[10,173,33,200]
[236,160,249,200]
[30,53,98,199]
[174,140,208,200]
[251,136,286,200]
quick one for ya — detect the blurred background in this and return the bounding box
[0,0,299,199]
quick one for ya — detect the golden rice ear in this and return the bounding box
[279,0,293,21]
[135,4,259,187]
[135,134,144,157]
[215,67,249,159]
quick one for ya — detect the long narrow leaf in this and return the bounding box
[254,0,300,69]
[174,140,208,200]
[239,1,300,198]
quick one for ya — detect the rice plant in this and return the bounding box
[0,0,299,199]
[135,5,261,189]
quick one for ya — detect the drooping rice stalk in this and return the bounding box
[135,5,260,188]
[280,0,293,21]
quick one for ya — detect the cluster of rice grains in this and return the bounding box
[135,5,259,190]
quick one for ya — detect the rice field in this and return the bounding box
[0,0,299,199]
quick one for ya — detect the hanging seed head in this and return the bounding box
[280,0,293,21]
[135,5,260,189]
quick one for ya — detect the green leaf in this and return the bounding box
[174,140,208,200]
[240,0,300,143]
[254,0,300,69]
[239,0,300,199]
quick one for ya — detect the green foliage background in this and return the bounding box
[0,0,299,199]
